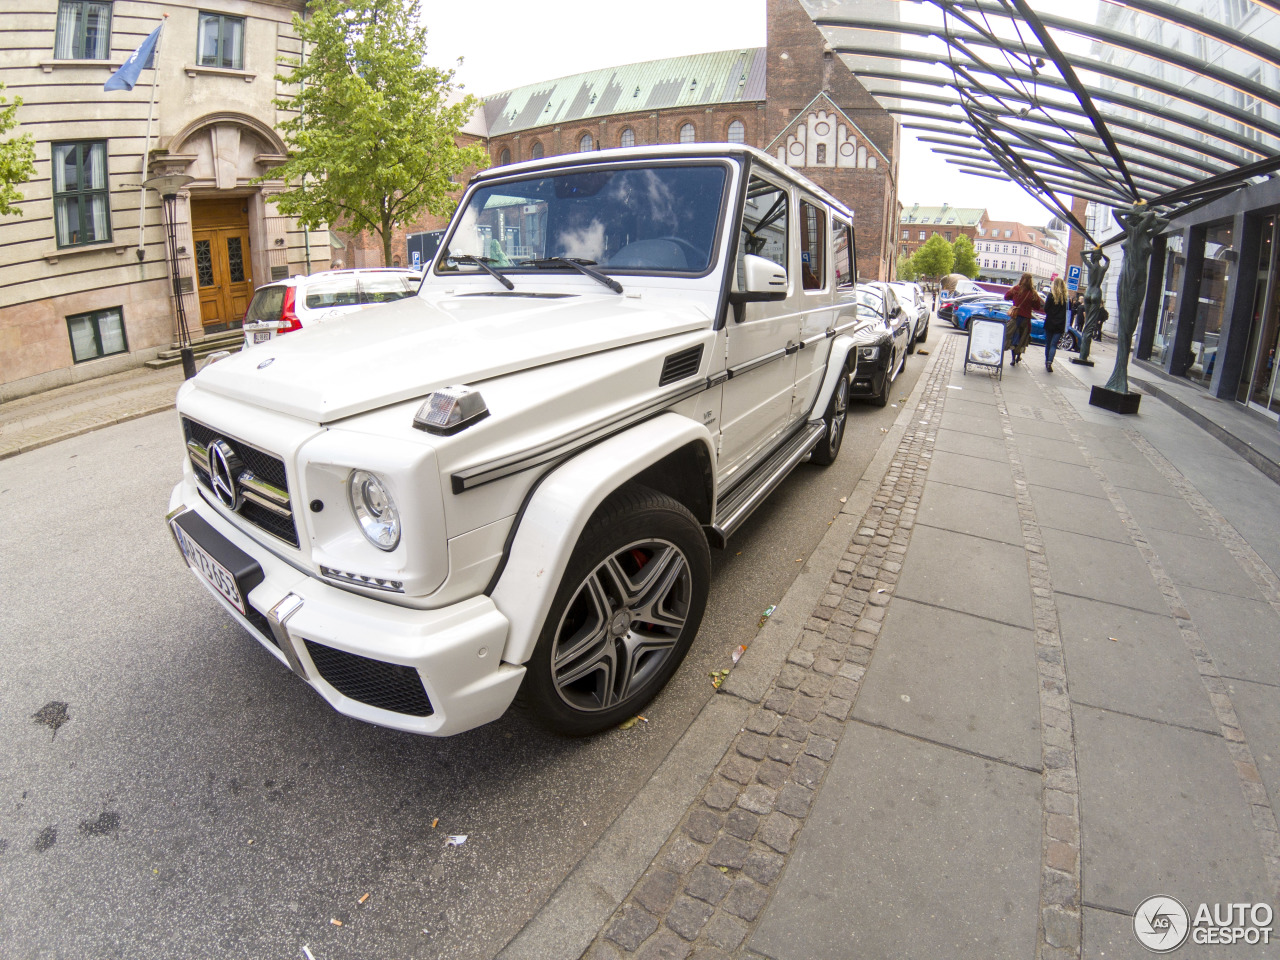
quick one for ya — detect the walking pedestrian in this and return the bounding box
[1003,272,1042,366]
[1043,277,1069,372]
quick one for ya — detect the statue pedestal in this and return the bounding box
[1070,357,1095,367]
[1089,385,1141,414]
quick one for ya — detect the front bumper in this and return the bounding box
[167,475,524,736]
[848,350,891,398]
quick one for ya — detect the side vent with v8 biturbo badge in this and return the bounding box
[659,345,704,386]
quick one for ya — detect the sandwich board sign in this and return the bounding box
[964,316,1006,379]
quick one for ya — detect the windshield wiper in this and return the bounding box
[446,254,514,291]
[518,257,623,294]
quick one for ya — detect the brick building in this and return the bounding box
[897,204,987,259]
[973,219,1067,287]
[348,0,900,281]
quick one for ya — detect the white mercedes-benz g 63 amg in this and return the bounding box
[166,144,866,736]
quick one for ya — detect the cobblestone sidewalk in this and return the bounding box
[582,334,960,960]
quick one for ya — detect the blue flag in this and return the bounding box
[104,23,162,92]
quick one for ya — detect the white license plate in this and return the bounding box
[252,330,274,344]
[171,520,246,614]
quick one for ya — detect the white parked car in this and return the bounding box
[241,268,421,347]
[888,280,929,351]
[167,144,865,737]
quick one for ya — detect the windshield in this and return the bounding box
[855,288,885,321]
[438,163,729,276]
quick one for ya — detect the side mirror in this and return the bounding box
[730,254,788,304]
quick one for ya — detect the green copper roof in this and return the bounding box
[483,48,767,137]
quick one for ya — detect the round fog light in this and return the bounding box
[348,470,401,551]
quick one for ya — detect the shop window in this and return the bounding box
[198,12,244,70]
[578,133,593,152]
[53,140,110,247]
[799,200,826,290]
[727,120,745,143]
[620,127,635,148]
[67,306,126,363]
[1239,215,1280,415]
[529,141,544,159]
[1187,221,1235,386]
[55,0,112,59]
[679,123,695,144]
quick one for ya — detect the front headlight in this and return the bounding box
[348,470,400,551]
[858,345,880,360]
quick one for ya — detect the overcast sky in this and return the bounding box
[421,0,1065,225]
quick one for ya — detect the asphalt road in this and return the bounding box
[0,342,927,960]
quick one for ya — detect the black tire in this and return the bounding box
[918,318,929,343]
[517,484,710,736]
[810,364,849,466]
[906,330,917,355]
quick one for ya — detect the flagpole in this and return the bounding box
[136,14,167,261]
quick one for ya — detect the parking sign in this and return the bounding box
[1067,264,1081,290]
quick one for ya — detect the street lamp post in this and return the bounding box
[143,174,197,379]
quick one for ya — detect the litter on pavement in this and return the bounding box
[446,835,468,846]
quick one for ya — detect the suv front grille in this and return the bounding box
[303,641,435,717]
[182,418,300,547]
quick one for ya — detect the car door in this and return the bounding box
[718,173,802,481]
[793,197,837,420]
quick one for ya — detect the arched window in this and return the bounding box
[499,148,511,166]
[530,141,544,159]
[815,143,827,165]
[579,133,593,152]
[620,127,635,148]
[679,123,695,144]
[727,120,745,143]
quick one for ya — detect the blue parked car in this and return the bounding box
[964,301,1081,351]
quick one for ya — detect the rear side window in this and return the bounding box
[833,219,855,287]
[244,286,285,322]
[799,200,825,290]
[303,278,363,310]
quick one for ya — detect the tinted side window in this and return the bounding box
[737,176,788,288]
[833,219,854,288]
[245,286,285,322]
[799,200,825,290]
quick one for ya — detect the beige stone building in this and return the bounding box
[0,0,327,399]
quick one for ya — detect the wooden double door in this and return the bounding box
[191,197,253,332]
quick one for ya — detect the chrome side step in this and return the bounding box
[708,421,827,547]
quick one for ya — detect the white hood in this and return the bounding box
[194,291,711,423]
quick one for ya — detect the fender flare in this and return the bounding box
[807,335,856,419]
[490,412,716,667]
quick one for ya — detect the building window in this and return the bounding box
[67,306,126,363]
[53,140,110,247]
[578,133,593,152]
[679,123,695,144]
[197,12,244,70]
[919,231,925,241]
[499,148,511,165]
[1224,0,1252,24]
[530,141,544,159]
[815,143,827,165]
[901,230,909,241]
[620,127,635,148]
[727,119,745,143]
[55,1,112,59]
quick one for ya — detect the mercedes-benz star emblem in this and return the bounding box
[208,439,244,510]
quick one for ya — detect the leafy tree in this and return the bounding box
[896,254,918,281]
[0,82,36,217]
[266,0,489,266]
[951,234,979,279]
[911,232,955,281]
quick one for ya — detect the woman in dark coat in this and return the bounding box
[1003,272,1042,365]
[1043,277,1069,372]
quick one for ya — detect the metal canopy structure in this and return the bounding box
[813,0,1280,245]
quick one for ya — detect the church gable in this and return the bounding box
[767,94,885,172]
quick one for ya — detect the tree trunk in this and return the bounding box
[381,207,393,267]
